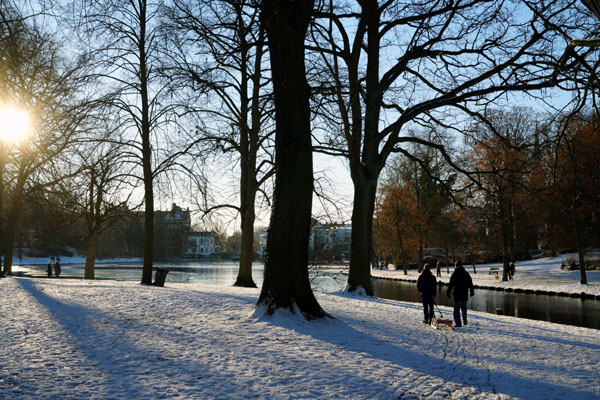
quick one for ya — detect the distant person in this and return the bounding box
[447,259,474,327]
[436,260,442,277]
[54,260,61,278]
[509,263,515,280]
[417,263,437,324]
[47,260,52,278]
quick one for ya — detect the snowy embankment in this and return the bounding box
[8,255,143,266]
[372,254,600,298]
[1,277,599,399]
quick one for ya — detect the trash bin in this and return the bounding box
[153,268,169,287]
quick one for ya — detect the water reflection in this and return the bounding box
[17,262,348,293]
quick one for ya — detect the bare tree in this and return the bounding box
[164,0,275,287]
[0,6,89,274]
[309,0,585,294]
[67,137,135,279]
[75,0,182,284]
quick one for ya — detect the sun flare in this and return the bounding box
[0,105,32,144]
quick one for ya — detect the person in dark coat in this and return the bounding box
[417,263,437,324]
[436,260,442,277]
[47,260,52,277]
[54,260,61,278]
[447,259,474,327]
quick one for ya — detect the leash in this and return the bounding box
[433,300,445,319]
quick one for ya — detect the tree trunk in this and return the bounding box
[141,168,154,285]
[0,158,4,272]
[509,203,518,263]
[234,14,258,288]
[346,0,381,296]
[445,248,450,274]
[575,218,588,284]
[2,167,26,276]
[417,243,423,273]
[235,185,257,287]
[257,0,325,319]
[501,220,510,282]
[84,231,98,279]
[347,174,377,295]
[139,4,154,285]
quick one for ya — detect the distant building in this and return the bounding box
[259,224,352,262]
[155,203,191,260]
[309,223,351,261]
[185,231,219,259]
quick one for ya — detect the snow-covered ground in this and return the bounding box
[1,276,599,399]
[372,254,600,297]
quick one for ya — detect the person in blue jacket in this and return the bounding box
[417,263,437,324]
[447,259,475,327]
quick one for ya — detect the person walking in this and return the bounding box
[417,263,437,324]
[447,259,474,327]
[436,260,442,277]
[54,259,61,278]
[47,260,52,277]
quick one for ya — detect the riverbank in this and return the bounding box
[1,276,599,399]
[6,255,144,266]
[371,254,600,299]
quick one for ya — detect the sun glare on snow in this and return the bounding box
[0,105,32,144]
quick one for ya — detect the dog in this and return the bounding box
[431,317,454,330]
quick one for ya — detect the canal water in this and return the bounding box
[16,262,600,330]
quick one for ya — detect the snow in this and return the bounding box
[1,275,599,399]
[7,255,143,265]
[372,254,600,297]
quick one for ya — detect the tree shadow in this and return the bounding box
[13,278,259,398]
[261,302,598,399]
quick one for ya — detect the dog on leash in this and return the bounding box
[431,317,454,330]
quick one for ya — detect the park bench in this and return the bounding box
[489,267,500,275]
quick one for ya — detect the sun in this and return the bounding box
[0,105,32,144]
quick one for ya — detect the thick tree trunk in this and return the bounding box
[347,175,377,295]
[575,218,588,284]
[84,231,98,280]
[257,0,325,319]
